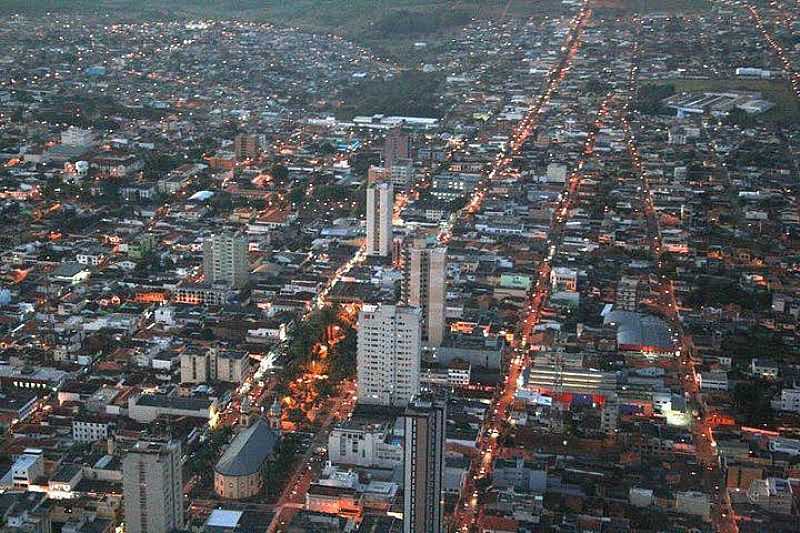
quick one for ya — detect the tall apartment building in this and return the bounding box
[383,127,410,168]
[357,304,421,407]
[180,348,251,385]
[202,232,249,288]
[122,438,183,533]
[366,181,394,257]
[234,134,259,161]
[61,126,95,147]
[403,394,446,533]
[402,237,447,347]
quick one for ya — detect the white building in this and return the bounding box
[327,421,402,468]
[357,304,421,407]
[72,417,113,442]
[750,358,779,379]
[203,233,249,288]
[699,370,729,392]
[550,267,578,292]
[365,181,393,257]
[545,163,567,183]
[61,126,95,147]
[773,384,800,413]
[6,449,44,488]
[674,491,710,521]
[747,478,794,515]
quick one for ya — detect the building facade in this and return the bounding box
[383,127,410,168]
[402,237,446,347]
[234,134,259,161]
[366,181,393,257]
[357,304,421,407]
[202,233,249,288]
[403,395,446,533]
[122,438,183,533]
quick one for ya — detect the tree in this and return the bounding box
[271,163,289,182]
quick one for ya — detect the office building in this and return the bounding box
[383,127,410,168]
[234,134,259,161]
[122,438,183,533]
[403,394,446,533]
[366,181,394,257]
[402,237,447,347]
[203,232,249,288]
[357,304,421,407]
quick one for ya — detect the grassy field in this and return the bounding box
[644,78,800,124]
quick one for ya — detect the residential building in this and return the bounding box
[203,233,249,288]
[61,126,95,147]
[72,416,113,442]
[366,181,393,257]
[383,127,410,168]
[402,236,446,347]
[616,276,641,311]
[403,394,446,533]
[773,383,800,413]
[357,304,421,407]
[122,438,183,533]
[234,134,259,161]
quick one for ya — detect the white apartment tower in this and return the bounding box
[402,237,447,347]
[202,232,249,288]
[122,438,183,533]
[366,181,394,257]
[357,304,421,407]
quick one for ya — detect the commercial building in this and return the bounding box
[747,477,794,515]
[214,419,280,499]
[122,438,183,533]
[403,394,446,533]
[550,267,578,292]
[516,364,619,400]
[203,233,250,288]
[357,304,421,407]
[366,181,394,257]
[602,309,674,355]
[674,491,710,521]
[127,393,218,423]
[402,236,447,347]
[327,420,402,468]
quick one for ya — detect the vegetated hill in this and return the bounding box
[11,1,569,64]
[10,1,563,33]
